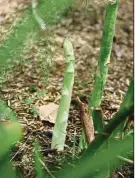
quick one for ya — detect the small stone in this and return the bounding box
[55,36,63,46]
[56,28,68,36]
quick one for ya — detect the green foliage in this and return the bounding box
[25,97,35,105]
[0,10,35,74]
[0,121,21,178]
[36,0,73,25]
[0,121,22,158]
[0,0,74,75]
[24,89,48,105]
[57,135,133,178]
[0,154,17,178]
[0,100,17,120]
[82,79,134,159]
[0,0,133,178]
[28,107,39,117]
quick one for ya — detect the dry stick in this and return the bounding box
[76,97,95,144]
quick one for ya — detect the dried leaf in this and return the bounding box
[76,97,95,144]
[36,103,59,124]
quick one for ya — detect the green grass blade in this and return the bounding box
[113,78,134,135]
[79,130,88,151]
[51,37,75,151]
[34,142,45,178]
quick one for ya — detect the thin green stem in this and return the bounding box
[117,155,134,165]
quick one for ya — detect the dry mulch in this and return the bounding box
[0,0,133,178]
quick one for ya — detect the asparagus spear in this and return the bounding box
[51,37,75,151]
[89,0,118,130]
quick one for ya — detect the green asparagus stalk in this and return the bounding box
[57,80,133,178]
[83,79,134,159]
[51,37,75,151]
[89,0,118,130]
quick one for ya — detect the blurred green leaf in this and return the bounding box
[0,154,16,178]
[0,121,22,158]
[34,142,45,178]
[57,135,133,178]
[25,97,34,105]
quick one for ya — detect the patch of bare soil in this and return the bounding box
[0,0,133,178]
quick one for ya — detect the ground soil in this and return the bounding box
[0,0,133,178]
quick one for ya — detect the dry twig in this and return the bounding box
[76,96,95,144]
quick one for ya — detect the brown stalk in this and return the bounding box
[76,96,95,144]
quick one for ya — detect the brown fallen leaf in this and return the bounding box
[36,103,59,124]
[76,97,95,144]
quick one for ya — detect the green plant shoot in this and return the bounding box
[89,0,118,131]
[51,37,75,151]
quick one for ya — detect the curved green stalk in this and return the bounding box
[51,38,75,151]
